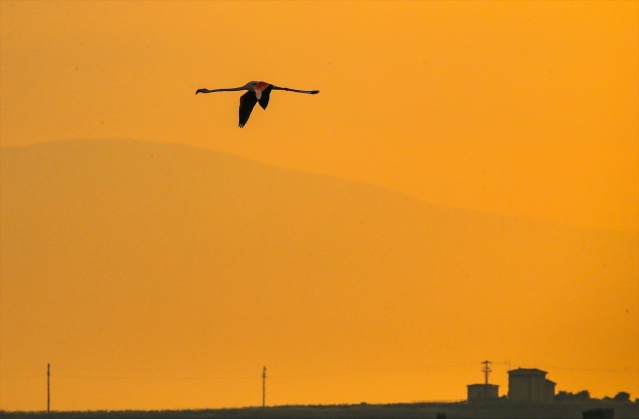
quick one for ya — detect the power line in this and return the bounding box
[54,373,258,381]
[2,361,633,384]
[504,360,638,374]
[537,365,639,374]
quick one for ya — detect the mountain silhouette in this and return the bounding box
[1,139,637,408]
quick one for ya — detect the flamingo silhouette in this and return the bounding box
[196,81,319,128]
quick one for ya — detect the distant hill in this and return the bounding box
[1,139,637,410]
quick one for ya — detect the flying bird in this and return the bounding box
[196,81,319,128]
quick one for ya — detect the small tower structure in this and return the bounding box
[467,360,499,402]
[482,360,492,385]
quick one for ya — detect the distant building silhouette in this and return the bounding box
[467,383,499,402]
[508,368,555,402]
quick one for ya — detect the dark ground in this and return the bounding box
[1,401,638,419]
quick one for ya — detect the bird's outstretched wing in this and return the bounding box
[239,91,258,128]
[258,85,273,110]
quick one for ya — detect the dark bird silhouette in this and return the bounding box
[196,81,319,128]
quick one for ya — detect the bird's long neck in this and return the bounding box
[196,86,247,94]
[271,86,319,94]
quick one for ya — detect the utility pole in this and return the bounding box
[262,366,266,408]
[47,363,50,413]
[481,360,492,385]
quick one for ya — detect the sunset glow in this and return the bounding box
[1,1,637,412]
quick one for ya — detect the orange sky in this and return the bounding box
[1,0,637,233]
[1,0,638,412]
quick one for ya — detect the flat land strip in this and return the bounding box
[2,402,638,418]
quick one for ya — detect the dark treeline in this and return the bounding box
[555,391,632,402]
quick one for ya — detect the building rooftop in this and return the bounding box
[507,368,548,376]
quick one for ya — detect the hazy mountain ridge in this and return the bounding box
[1,139,637,409]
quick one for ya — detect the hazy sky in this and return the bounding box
[1,0,638,412]
[1,0,637,233]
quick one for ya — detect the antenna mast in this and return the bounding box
[481,360,492,385]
